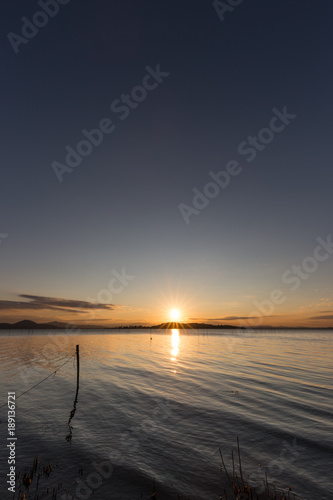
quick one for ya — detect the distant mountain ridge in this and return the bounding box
[151,322,244,329]
[0,320,66,329]
[0,320,331,330]
[0,320,242,330]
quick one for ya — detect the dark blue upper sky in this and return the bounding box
[1,0,333,326]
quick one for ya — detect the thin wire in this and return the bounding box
[0,354,75,409]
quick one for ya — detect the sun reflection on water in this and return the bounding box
[171,328,179,361]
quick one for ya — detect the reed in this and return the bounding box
[14,455,64,500]
[218,438,301,500]
[14,440,309,500]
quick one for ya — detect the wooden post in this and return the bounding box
[76,345,80,390]
[66,345,80,441]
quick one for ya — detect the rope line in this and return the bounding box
[1,354,75,409]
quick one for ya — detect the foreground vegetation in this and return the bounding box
[13,439,305,500]
[217,438,302,500]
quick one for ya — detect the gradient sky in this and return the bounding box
[1,0,333,327]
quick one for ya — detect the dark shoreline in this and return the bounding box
[0,320,332,330]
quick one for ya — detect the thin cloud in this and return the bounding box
[214,316,259,321]
[310,315,333,320]
[188,316,263,321]
[0,294,119,313]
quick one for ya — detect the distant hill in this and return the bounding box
[0,320,243,330]
[0,322,11,329]
[0,320,64,329]
[1,320,331,330]
[150,322,244,330]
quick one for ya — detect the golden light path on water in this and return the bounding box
[171,329,180,366]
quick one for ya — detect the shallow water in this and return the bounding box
[0,329,332,499]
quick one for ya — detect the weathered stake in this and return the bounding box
[66,345,80,441]
[76,345,80,390]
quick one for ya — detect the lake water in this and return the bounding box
[0,329,332,499]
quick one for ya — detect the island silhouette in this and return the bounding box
[0,320,245,330]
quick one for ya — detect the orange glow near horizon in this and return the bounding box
[1,290,333,328]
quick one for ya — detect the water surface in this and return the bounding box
[0,329,332,499]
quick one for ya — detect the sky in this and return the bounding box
[1,0,333,328]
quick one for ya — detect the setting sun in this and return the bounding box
[169,309,181,321]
